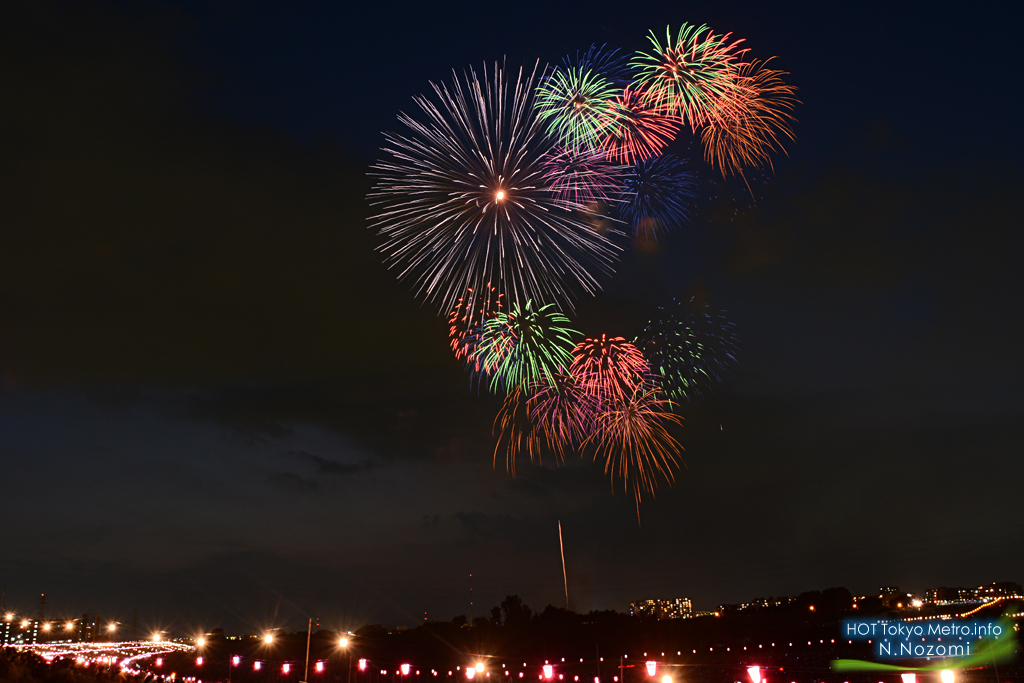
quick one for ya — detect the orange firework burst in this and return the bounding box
[701,59,799,177]
[584,386,684,510]
[570,334,649,402]
[491,387,557,479]
[598,87,680,165]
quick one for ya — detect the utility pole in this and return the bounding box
[131,608,138,641]
[302,617,312,683]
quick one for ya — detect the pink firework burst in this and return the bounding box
[539,145,625,210]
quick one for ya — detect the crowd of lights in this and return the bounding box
[7,640,191,679]
[0,639,986,683]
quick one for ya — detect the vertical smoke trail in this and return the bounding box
[558,520,569,610]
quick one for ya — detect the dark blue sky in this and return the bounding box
[0,0,1022,634]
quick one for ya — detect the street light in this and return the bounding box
[264,634,274,644]
[661,677,672,683]
[196,637,206,647]
[108,623,117,633]
[65,621,75,630]
[340,637,349,648]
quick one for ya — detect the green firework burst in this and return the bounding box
[536,66,621,148]
[478,301,578,393]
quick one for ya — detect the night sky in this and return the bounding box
[1,0,1022,635]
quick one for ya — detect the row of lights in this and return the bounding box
[17,640,967,683]
[4,613,121,634]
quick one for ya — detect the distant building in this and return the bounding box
[733,596,791,611]
[977,582,1023,599]
[629,598,692,619]
[924,587,978,604]
[1,618,40,645]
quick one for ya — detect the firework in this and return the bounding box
[536,65,621,149]
[448,284,504,383]
[631,24,748,129]
[494,372,598,474]
[526,371,598,457]
[619,154,697,237]
[570,334,649,403]
[573,44,633,88]
[369,61,622,315]
[635,297,738,402]
[584,385,684,508]
[493,386,541,476]
[477,301,578,393]
[701,59,799,177]
[540,145,625,209]
[598,87,679,165]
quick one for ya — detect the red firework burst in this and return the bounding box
[598,87,680,165]
[570,334,649,402]
[448,284,504,378]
